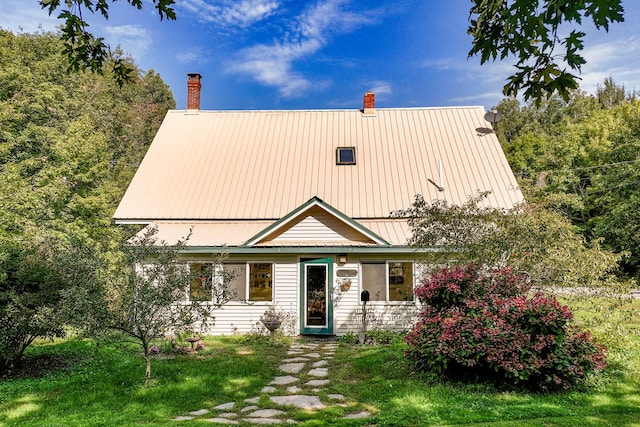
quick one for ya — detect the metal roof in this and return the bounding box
[114,106,523,225]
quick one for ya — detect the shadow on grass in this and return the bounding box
[0,337,287,426]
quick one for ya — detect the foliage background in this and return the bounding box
[0,29,175,372]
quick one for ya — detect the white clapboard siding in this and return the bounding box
[191,257,422,336]
[260,207,375,245]
[198,260,299,335]
[333,260,421,335]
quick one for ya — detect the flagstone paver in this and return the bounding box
[344,411,372,419]
[307,367,328,377]
[219,412,237,418]
[304,352,322,358]
[171,339,375,424]
[269,375,299,385]
[279,362,306,374]
[286,385,302,393]
[270,395,325,409]
[248,409,287,418]
[243,418,293,424]
[213,402,235,410]
[281,357,309,363]
[305,379,329,386]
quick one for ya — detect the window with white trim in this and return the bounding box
[189,262,213,301]
[249,263,273,301]
[361,261,414,302]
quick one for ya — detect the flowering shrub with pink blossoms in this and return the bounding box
[405,264,607,391]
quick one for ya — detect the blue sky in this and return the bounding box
[2,0,640,111]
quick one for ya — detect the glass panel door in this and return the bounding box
[306,264,327,327]
[300,257,333,335]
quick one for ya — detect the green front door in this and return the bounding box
[300,257,333,335]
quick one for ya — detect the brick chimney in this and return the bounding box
[187,73,202,110]
[363,91,375,115]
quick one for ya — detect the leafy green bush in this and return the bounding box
[405,265,607,391]
[338,332,359,345]
[366,328,403,345]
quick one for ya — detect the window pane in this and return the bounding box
[224,263,246,301]
[361,262,386,301]
[249,263,273,301]
[388,262,414,301]
[306,265,327,326]
[189,263,212,301]
[337,147,356,164]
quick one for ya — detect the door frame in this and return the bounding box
[299,257,334,335]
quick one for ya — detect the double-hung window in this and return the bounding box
[221,262,274,302]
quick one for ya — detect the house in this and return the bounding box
[113,74,524,336]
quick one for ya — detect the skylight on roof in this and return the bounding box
[336,147,356,165]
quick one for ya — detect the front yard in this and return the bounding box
[1,299,639,426]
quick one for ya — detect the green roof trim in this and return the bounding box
[178,246,440,255]
[243,196,391,246]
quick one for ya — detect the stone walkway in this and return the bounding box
[171,342,372,424]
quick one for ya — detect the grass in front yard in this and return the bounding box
[1,300,639,426]
[329,337,640,426]
[0,336,286,426]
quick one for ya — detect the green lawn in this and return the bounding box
[1,302,640,426]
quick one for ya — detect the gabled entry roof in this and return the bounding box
[244,197,391,246]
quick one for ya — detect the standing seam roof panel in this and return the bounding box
[113,107,524,222]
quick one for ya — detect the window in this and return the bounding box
[388,262,414,301]
[189,263,213,301]
[361,262,386,301]
[249,263,273,301]
[336,147,356,165]
[361,261,414,302]
[224,263,246,301]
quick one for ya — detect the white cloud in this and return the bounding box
[179,0,280,27]
[368,81,392,96]
[177,47,206,64]
[580,36,640,93]
[105,25,152,61]
[228,0,381,97]
[0,1,59,33]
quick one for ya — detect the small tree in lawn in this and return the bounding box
[103,227,231,384]
[64,228,231,383]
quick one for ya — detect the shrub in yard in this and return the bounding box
[405,265,607,391]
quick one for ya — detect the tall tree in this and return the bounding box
[597,76,627,109]
[39,0,176,86]
[495,82,640,280]
[394,194,624,297]
[0,29,174,371]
